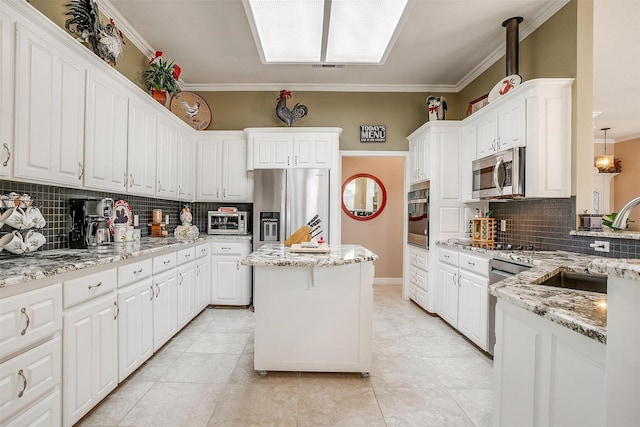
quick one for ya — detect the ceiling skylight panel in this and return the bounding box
[325,0,409,63]
[247,0,324,63]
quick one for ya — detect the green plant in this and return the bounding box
[143,51,181,96]
[602,213,621,231]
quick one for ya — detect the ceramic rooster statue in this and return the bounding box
[64,0,125,66]
[276,90,308,127]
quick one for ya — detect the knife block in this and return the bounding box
[284,225,311,247]
[471,218,495,245]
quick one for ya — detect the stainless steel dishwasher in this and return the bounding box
[488,258,532,355]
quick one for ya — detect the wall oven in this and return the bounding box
[472,147,525,199]
[407,181,429,248]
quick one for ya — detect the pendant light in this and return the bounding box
[595,127,614,172]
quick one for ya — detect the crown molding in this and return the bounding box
[181,82,457,93]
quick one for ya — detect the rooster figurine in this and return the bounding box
[276,90,308,127]
[64,0,125,66]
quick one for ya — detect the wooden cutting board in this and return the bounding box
[289,243,331,253]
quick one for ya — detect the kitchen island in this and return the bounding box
[242,244,378,374]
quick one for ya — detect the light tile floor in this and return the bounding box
[77,285,493,427]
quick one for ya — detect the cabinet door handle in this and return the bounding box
[155,283,160,298]
[113,300,119,320]
[223,189,226,198]
[2,143,10,167]
[294,155,298,165]
[123,172,128,188]
[129,174,135,188]
[444,254,449,259]
[164,260,171,265]
[134,268,143,274]
[236,261,240,271]
[467,261,475,267]
[287,156,290,166]
[179,273,183,285]
[452,273,457,286]
[216,189,219,199]
[88,281,102,290]
[17,369,27,398]
[158,180,163,191]
[185,253,191,258]
[149,286,154,301]
[78,162,84,180]
[20,307,30,335]
[178,185,183,195]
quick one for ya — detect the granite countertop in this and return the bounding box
[437,241,618,344]
[0,234,252,289]
[241,243,379,267]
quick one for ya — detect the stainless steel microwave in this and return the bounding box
[207,211,249,235]
[472,147,525,199]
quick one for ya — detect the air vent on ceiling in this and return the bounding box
[311,64,345,69]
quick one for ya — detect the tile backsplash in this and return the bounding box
[0,181,253,255]
[490,197,639,258]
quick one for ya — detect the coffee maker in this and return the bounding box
[69,198,113,248]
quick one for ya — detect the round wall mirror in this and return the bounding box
[341,174,387,221]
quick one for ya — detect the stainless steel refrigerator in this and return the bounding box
[253,169,330,250]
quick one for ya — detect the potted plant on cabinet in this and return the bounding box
[143,50,181,104]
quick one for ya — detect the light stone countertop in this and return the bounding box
[570,229,640,240]
[0,234,252,289]
[241,243,378,267]
[437,241,616,344]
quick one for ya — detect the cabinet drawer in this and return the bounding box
[211,242,247,256]
[153,252,177,274]
[0,284,62,359]
[63,269,117,308]
[4,389,60,427]
[177,247,196,265]
[196,243,210,258]
[0,336,61,424]
[408,247,428,270]
[459,252,490,276]
[438,247,459,265]
[118,259,153,288]
[408,266,427,291]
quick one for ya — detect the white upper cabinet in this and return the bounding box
[407,132,430,184]
[156,120,180,199]
[0,8,14,178]
[177,132,196,202]
[127,97,157,196]
[84,69,129,192]
[461,121,477,202]
[246,128,341,170]
[196,132,252,202]
[14,22,85,187]
[476,97,524,158]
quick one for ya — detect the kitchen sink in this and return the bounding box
[538,270,607,293]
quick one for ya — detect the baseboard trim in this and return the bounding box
[373,277,403,285]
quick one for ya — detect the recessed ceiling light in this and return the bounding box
[244,0,410,64]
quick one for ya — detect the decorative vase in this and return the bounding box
[151,89,167,105]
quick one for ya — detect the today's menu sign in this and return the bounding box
[360,125,386,142]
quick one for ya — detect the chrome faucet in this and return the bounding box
[612,196,640,229]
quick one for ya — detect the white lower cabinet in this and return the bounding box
[406,245,429,310]
[63,292,118,426]
[493,298,606,427]
[152,269,178,351]
[195,243,212,311]
[211,241,252,306]
[117,278,154,382]
[436,246,491,351]
[177,261,197,330]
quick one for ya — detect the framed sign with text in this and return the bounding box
[360,125,386,142]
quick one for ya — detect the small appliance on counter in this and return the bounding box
[207,210,249,235]
[68,198,113,249]
[579,212,603,231]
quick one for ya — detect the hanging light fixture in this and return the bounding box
[595,127,614,172]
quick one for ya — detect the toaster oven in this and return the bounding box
[207,211,249,235]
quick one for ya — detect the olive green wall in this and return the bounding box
[28,0,149,91]
[198,91,459,151]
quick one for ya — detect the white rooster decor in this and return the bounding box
[64,0,125,66]
[169,92,212,130]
